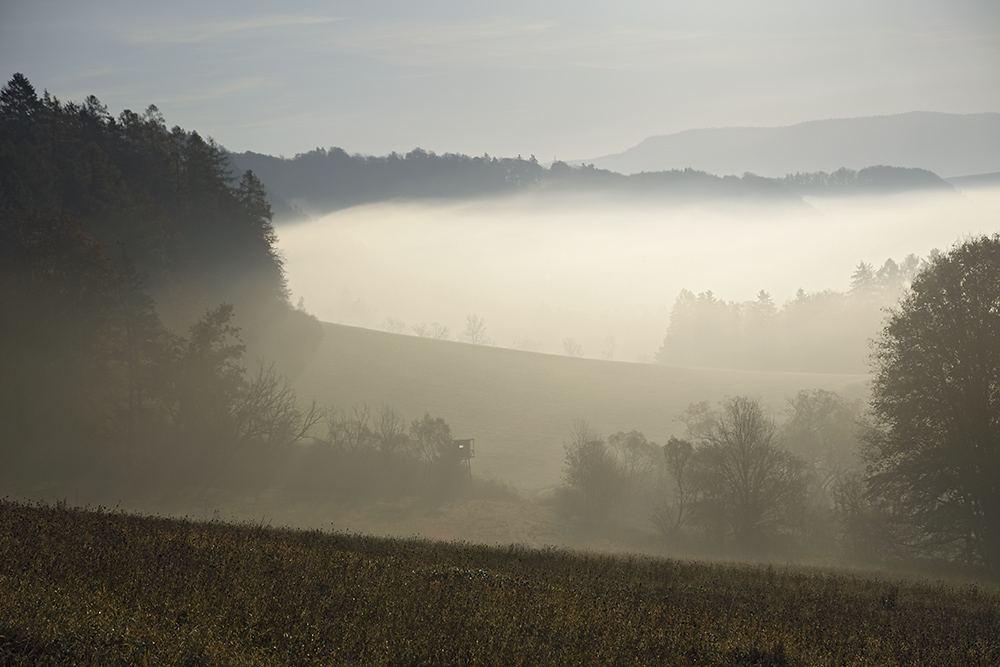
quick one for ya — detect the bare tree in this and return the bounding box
[383,317,407,334]
[327,404,377,453]
[233,360,324,452]
[376,404,409,457]
[429,322,450,340]
[412,322,450,339]
[600,335,617,361]
[687,396,809,552]
[464,314,491,345]
[562,338,583,357]
[513,336,543,353]
[607,430,657,489]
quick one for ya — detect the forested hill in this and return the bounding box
[0,73,321,498]
[231,148,954,220]
[229,148,802,218]
[0,73,317,355]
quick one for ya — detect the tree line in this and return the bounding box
[656,254,932,372]
[0,73,311,340]
[230,151,806,216]
[780,165,953,194]
[559,391,860,559]
[232,147,952,218]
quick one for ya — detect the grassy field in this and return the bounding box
[292,322,869,492]
[2,501,996,666]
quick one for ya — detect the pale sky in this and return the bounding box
[2,0,998,161]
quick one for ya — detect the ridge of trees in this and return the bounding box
[231,147,953,218]
[781,165,954,195]
[229,150,801,216]
[0,73,317,353]
[655,254,933,373]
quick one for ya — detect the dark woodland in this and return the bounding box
[0,73,321,498]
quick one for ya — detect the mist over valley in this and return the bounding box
[3,1,1000,658]
[277,185,999,365]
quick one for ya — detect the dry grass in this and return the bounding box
[1,501,996,666]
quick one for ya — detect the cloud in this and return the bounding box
[126,14,341,45]
[322,18,721,71]
[157,77,278,106]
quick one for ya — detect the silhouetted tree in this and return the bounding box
[782,389,863,492]
[233,360,323,452]
[863,235,1000,572]
[326,405,378,454]
[687,397,810,552]
[168,304,246,472]
[113,248,169,445]
[0,72,42,136]
[656,437,695,536]
[376,405,409,457]
[409,413,453,463]
[562,420,627,519]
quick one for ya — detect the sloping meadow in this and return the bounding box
[293,322,868,492]
[2,501,996,666]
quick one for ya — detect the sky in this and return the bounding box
[2,0,998,161]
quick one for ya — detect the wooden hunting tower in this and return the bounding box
[452,438,475,474]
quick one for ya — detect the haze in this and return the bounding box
[278,186,1000,362]
[2,1,997,161]
[4,0,1000,574]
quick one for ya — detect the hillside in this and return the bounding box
[4,501,996,667]
[293,323,868,492]
[582,112,1000,178]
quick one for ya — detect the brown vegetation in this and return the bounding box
[1,501,997,666]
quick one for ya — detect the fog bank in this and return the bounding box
[277,188,1000,363]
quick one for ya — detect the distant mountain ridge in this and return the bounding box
[230,149,955,222]
[579,112,1000,178]
[228,149,810,219]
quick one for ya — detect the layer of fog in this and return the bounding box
[277,187,1000,363]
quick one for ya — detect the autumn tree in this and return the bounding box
[862,235,1000,572]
